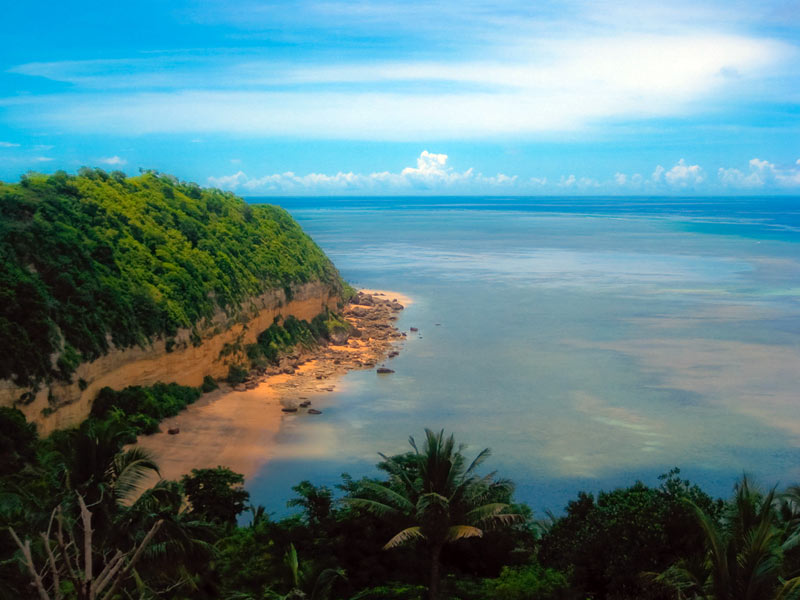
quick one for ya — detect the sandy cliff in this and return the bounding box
[0,282,340,435]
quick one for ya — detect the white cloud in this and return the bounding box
[208,151,515,193]
[99,155,127,166]
[5,31,793,140]
[718,157,800,188]
[209,154,800,195]
[0,141,20,147]
[657,159,705,187]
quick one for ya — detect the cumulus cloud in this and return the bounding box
[99,155,127,165]
[648,159,704,187]
[208,154,800,195]
[718,157,800,188]
[208,151,515,194]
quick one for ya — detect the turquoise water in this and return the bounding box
[246,197,800,514]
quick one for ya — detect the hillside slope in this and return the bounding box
[0,169,345,430]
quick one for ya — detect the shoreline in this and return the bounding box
[133,289,409,483]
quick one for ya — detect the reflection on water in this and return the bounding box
[247,197,800,514]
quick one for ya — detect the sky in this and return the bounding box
[1,0,799,195]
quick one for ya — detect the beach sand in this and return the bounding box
[133,290,408,485]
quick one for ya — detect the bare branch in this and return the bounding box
[55,507,80,590]
[100,519,163,600]
[77,494,93,594]
[39,532,62,600]
[8,527,51,600]
[94,550,125,596]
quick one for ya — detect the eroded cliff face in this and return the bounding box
[0,282,340,435]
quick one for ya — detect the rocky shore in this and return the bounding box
[230,290,407,401]
[134,289,410,482]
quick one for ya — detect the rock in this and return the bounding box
[354,293,374,306]
[348,306,368,317]
[377,367,395,374]
[316,374,326,380]
[388,351,399,358]
[308,409,322,415]
[281,407,298,413]
[167,427,180,435]
[390,302,404,311]
[299,401,311,407]
[330,329,350,345]
[410,327,418,332]
[349,327,362,338]
[245,382,257,390]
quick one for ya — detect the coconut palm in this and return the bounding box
[655,476,800,599]
[348,428,520,600]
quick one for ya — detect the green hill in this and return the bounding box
[0,168,343,386]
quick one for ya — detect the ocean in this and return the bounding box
[245,196,800,515]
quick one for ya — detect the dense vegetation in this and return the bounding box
[3,414,800,600]
[0,168,343,386]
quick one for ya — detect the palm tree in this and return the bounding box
[348,428,520,600]
[656,476,800,599]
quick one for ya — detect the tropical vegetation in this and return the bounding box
[4,413,800,600]
[0,168,344,387]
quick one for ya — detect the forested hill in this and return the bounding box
[0,168,343,386]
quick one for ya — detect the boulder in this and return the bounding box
[377,367,395,374]
[330,329,350,345]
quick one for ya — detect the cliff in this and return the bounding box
[0,168,345,433]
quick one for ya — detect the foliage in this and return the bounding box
[538,468,722,599]
[182,466,251,525]
[245,313,349,369]
[91,382,202,436]
[348,428,522,599]
[480,563,572,600]
[202,374,219,393]
[0,169,343,386]
[4,417,800,600]
[654,476,800,600]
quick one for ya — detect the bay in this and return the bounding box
[245,196,800,515]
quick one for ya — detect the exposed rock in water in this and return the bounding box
[281,407,298,413]
[308,408,322,415]
[377,367,395,374]
[409,327,418,332]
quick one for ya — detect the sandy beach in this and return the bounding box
[134,289,409,483]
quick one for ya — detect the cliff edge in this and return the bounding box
[0,168,345,433]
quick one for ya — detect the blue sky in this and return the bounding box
[1,0,799,195]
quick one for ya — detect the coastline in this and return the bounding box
[133,289,410,483]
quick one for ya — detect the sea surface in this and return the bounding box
[245,196,800,515]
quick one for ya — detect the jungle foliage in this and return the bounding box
[0,169,342,386]
[5,414,800,600]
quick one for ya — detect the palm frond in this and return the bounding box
[357,481,414,512]
[776,577,800,600]
[344,497,401,518]
[445,525,483,542]
[384,526,425,549]
[464,448,491,477]
[109,447,160,503]
[310,568,346,600]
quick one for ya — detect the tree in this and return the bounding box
[9,493,163,600]
[348,428,520,600]
[655,476,800,599]
[182,467,250,526]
